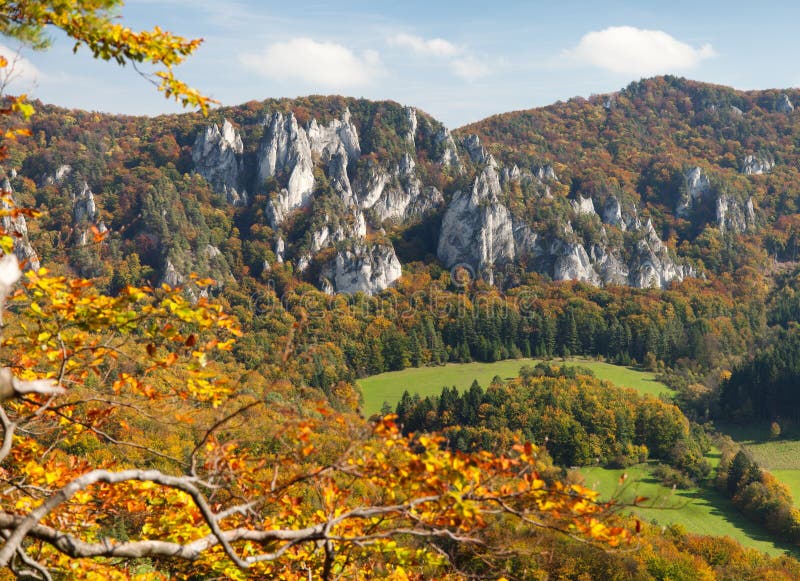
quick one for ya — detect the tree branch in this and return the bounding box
[0,406,16,464]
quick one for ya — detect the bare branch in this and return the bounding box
[0,406,16,464]
[0,468,229,566]
[0,368,64,402]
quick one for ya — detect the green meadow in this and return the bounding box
[581,465,798,557]
[358,358,673,416]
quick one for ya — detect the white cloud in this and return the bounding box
[451,56,492,81]
[0,44,41,91]
[239,38,383,89]
[388,33,461,58]
[387,33,492,81]
[566,26,716,76]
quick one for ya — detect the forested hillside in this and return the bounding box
[1,78,798,414]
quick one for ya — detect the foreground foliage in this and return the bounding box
[0,249,633,578]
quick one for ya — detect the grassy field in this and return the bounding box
[771,471,800,506]
[716,423,800,509]
[718,423,800,471]
[581,465,798,557]
[358,358,673,417]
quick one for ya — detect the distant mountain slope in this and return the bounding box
[460,76,800,271]
[3,77,800,297]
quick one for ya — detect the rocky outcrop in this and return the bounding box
[432,147,699,289]
[716,194,756,234]
[1,178,39,271]
[310,212,367,253]
[501,165,521,185]
[42,164,72,186]
[462,134,489,164]
[746,197,756,224]
[261,109,364,226]
[259,112,316,226]
[629,220,693,288]
[72,181,102,246]
[677,166,711,217]
[590,245,629,286]
[320,241,402,295]
[296,254,311,273]
[551,239,600,284]
[192,119,246,206]
[571,195,596,216]
[676,166,756,233]
[72,181,97,225]
[275,237,285,263]
[437,164,515,283]
[534,165,558,181]
[776,93,794,113]
[603,196,625,229]
[434,127,462,172]
[307,108,361,162]
[160,258,184,288]
[404,107,417,145]
[327,144,357,207]
[741,154,774,175]
[357,154,442,223]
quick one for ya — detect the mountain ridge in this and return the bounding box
[4,76,799,297]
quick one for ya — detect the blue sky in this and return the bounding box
[3,0,798,128]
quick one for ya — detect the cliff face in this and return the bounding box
[320,241,402,295]
[192,119,246,206]
[188,103,448,294]
[437,163,515,284]
[188,99,701,292]
[435,135,693,289]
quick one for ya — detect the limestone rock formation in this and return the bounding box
[462,134,489,165]
[550,239,600,284]
[716,194,755,234]
[741,154,774,175]
[571,195,596,216]
[72,181,97,225]
[434,127,462,172]
[259,112,316,226]
[590,245,629,286]
[310,212,367,253]
[160,258,184,288]
[534,165,558,181]
[327,143,357,207]
[602,196,625,229]
[192,119,246,206]
[307,108,361,162]
[42,164,72,186]
[275,237,285,263]
[629,220,693,288]
[677,166,711,217]
[776,93,795,113]
[320,241,402,295]
[404,107,417,145]
[1,178,39,271]
[357,154,442,223]
[437,164,515,283]
[72,182,102,246]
